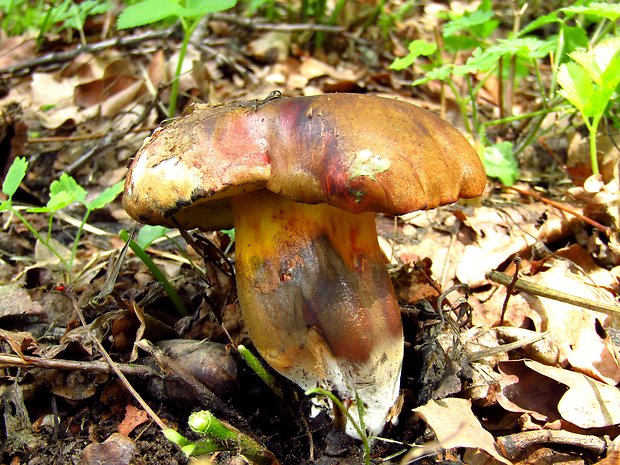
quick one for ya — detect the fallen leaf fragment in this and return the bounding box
[498,360,620,429]
[117,405,149,436]
[80,432,137,465]
[413,397,512,465]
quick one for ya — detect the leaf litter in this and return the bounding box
[0,2,619,464]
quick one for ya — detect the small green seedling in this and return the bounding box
[557,37,620,176]
[237,344,283,397]
[165,410,278,464]
[119,227,189,317]
[0,157,123,281]
[482,141,519,186]
[306,387,371,465]
[117,0,237,118]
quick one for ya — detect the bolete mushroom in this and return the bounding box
[123,93,486,436]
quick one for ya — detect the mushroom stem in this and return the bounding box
[230,190,403,435]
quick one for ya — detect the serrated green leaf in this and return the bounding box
[443,9,494,37]
[456,46,502,75]
[2,157,28,198]
[569,50,603,85]
[183,0,237,17]
[117,0,183,28]
[519,11,559,36]
[86,181,124,210]
[389,40,436,70]
[561,3,620,21]
[412,63,454,86]
[482,141,519,186]
[557,62,595,117]
[50,173,87,209]
[136,225,171,249]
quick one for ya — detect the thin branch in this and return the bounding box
[210,13,344,33]
[67,291,169,432]
[488,270,620,317]
[0,352,158,376]
[506,185,612,236]
[0,29,172,77]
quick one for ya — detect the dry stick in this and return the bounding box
[488,270,620,317]
[506,185,612,236]
[499,256,521,325]
[497,430,606,459]
[209,13,344,33]
[0,29,172,76]
[0,352,158,377]
[66,290,169,432]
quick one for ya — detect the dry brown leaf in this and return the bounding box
[457,204,580,287]
[0,329,37,358]
[0,283,44,319]
[498,360,620,429]
[523,258,620,381]
[117,405,149,436]
[414,397,512,465]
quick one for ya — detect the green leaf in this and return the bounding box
[183,0,237,17]
[85,181,124,211]
[412,63,454,86]
[443,9,494,37]
[2,157,28,198]
[52,173,87,208]
[557,62,595,117]
[519,11,559,36]
[117,0,184,28]
[389,40,436,71]
[483,142,519,186]
[136,225,171,249]
[561,3,620,21]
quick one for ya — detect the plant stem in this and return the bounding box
[12,209,69,270]
[119,230,189,316]
[587,115,601,175]
[168,18,200,118]
[69,208,90,269]
[237,345,283,397]
[306,388,371,465]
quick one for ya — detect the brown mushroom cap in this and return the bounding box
[123,93,486,229]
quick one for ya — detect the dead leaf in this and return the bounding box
[413,397,512,465]
[498,360,620,429]
[80,433,137,465]
[0,283,45,319]
[117,405,149,436]
[0,329,37,358]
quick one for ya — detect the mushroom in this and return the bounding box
[123,93,486,436]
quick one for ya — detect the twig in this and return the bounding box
[65,96,158,174]
[66,290,168,432]
[497,430,606,459]
[0,352,158,377]
[506,185,612,236]
[136,339,240,421]
[0,29,172,77]
[499,256,521,325]
[488,270,620,316]
[210,13,344,33]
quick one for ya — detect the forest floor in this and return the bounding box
[0,2,619,465]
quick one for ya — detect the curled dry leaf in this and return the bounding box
[413,397,512,465]
[498,360,620,429]
[523,258,620,383]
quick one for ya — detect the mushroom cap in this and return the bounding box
[123,93,486,230]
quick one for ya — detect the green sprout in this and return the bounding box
[557,37,620,176]
[0,157,123,281]
[117,0,237,118]
[165,410,279,464]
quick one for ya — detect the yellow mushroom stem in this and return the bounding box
[230,190,403,435]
